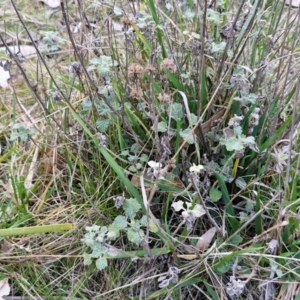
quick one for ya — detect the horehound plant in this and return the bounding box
[0,0,300,299]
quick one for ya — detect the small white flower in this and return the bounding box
[172,200,206,230]
[171,200,185,211]
[185,203,206,218]
[271,144,297,173]
[148,160,162,169]
[226,276,246,298]
[189,163,204,173]
[147,160,165,180]
[267,239,278,254]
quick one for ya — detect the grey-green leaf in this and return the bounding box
[168,103,183,120]
[123,198,141,219]
[209,187,222,202]
[95,257,108,270]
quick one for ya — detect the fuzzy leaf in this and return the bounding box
[245,200,254,212]
[81,98,92,113]
[207,9,221,24]
[91,244,108,257]
[183,9,195,19]
[239,212,248,223]
[130,143,140,154]
[180,128,195,144]
[241,135,256,146]
[149,219,158,233]
[107,224,120,240]
[190,113,198,125]
[83,231,96,247]
[83,252,93,266]
[168,103,183,120]
[148,160,162,169]
[185,203,206,218]
[215,259,234,275]
[121,150,129,156]
[96,118,110,132]
[228,234,243,245]
[235,177,247,190]
[222,137,244,151]
[140,215,148,227]
[139,153,149,163]
[128,165,137,172]
[123,198,141,219]
[211,41,226,53]
[127,227,144,244]
[113,216,128,229]
[157,121,168,132]
[95,100,111,115]
[95,257,108,270]
[209,187,222,202]
[135,162,143,170]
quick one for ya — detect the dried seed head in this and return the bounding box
[145,64,156,73]
[120,16,135,27]
[68,61,82,75]
[129,86,143,99]
[128,63,145,80]
[161,58,176,72]
[157,93,171,103]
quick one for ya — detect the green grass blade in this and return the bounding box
[0,224,73,236]
[260,115,292,152]
[255,187,262,235]
[67,105,144,208]
[214,172,239,229]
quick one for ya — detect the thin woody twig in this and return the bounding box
[189,174,223,235]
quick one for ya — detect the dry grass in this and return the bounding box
[0,0,300,299]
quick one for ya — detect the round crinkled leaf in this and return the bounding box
[209,187,222,202]
[113,216,128,229]
[123,198,141,218]
[128,165,137,172]
[235,177,247,190]
[224,137,244,151]
[96,118,110,132]
[157,121,168,132]
[149,219,158,233]
[127,228,144,244]
[211,41,226,53]
[228,234,243,245]
[83,253,93,266]
[180,128,195,144]
[131,143,140,154]
[139,153,149,162]
[107,224,120,240]
[91,244,108,257]
[96,257,108,270]
[140,215,148,227]
[168,103,183,120]
[135,162,143,170]
[190,113,198,125]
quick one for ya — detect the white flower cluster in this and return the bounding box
[226,275,246,298]
[158,266,181,288]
